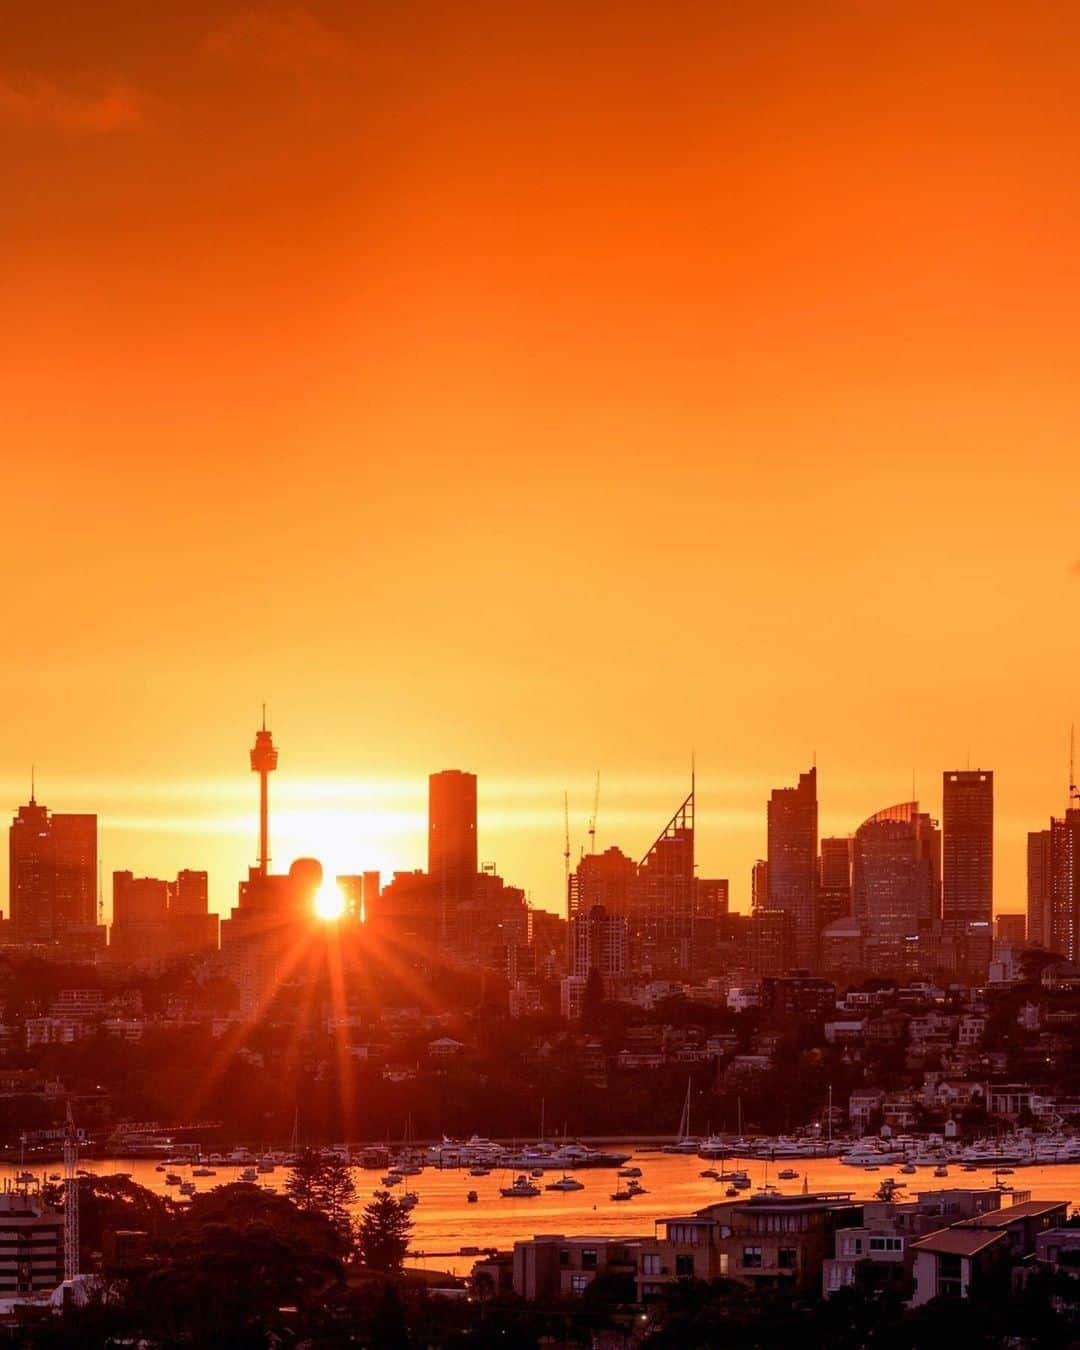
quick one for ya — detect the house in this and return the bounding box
[847,1088,885,1130]
[513,1234,643,1298]
[909,1199,1069,1306]
[428,1037,465,1059]
[910,1226,1010,1304]
[637,1192,861,1300]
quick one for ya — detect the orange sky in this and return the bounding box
[3,2,1080,921]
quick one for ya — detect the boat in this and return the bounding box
[467,1190,478,1203]
[725,1186,738,1197]
[875,1177,905,1202]
[469,1167,491,1177]
[994,1167,1015,1176]
[628,1178,648,1194]
[933,1165,949,1178]
[611,1186,635,1200]
[500,1174,541,1198]
[165,1173,182,1186]
[257,1161,275,1174]
[961,1163,978,1172]
[662,1079,703,1154]
[399,1192,418,1210]
[700,1168,719,1179]
[155,1164,167,1173]
[381,1172,403,1186]
[239,1167,257,1183]
[15,1172,34,1185]
[179,1181,196,1196]
[546,1174,586,1192]
[900,1163,917,1174]
[193,1167,216,1177]
[777,1168,799,1181]
[47,1173,61,1182]
[619,1166,643,1178]
[530,1168,545,1178]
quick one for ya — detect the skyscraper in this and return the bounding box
[942,770,993,932]
[851,801,940,972]
[1048,809,1080,961]
[818,836,852,932]
[428,769,478,948]
[767,767,818,967]
[1027,828,1052,947]
[9,795,97,945]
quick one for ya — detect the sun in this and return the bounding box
[314,882,345,921]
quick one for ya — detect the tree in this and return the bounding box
[356,1190,412,1273]
[314,1154,358,1242]
[285,1148,323,1213]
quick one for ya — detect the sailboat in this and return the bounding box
[662,1079,701,1153]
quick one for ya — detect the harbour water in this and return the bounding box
[21,1150,1080,1277]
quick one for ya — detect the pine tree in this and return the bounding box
[356,1190,413,1272]
[313,1154,358,1242]
[285,1148,323,1213]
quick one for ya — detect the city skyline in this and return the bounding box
[0,726,1062,923]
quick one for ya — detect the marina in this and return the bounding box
[14,1143,1080,1276]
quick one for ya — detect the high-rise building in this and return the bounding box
[818,836,852,932]
[569,904,627,980]
[851,802,940,971]
[9,796,97,945]
[429,770,478,946]
[996,913,1026,945]
[1027,828,1053,948]
[568,847,637,922]
[111,870,217,962]
[942,770,993,933]
[631,788,695,974]
[751,859,769,911]
[767,767,818,967]
[1048,809,1080,961]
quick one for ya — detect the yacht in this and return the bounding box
[546,1174,586,1192]
[239,1167,258,1183]
[840,1142,903,1167]
[611,1185,635,1201]
[662,1079,702,1154]
[192,1167,216,1178]
[618,1166,642,1178]
[500,1174,541,1198]
[777,1168,799,1181]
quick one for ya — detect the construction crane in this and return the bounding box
[563,791,571,888]
[1070,725,1080,810]
[63,1102,79,1283]
[587,772,600,855]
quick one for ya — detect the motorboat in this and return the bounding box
[239,1167,258,1183]
[900,1163,917,1174]
[627,1179,647,1194]
[179,1181,196,1196]
[469,1167,491,1177]
[933,1165,949,1178]
[611,1186,635,1200]
[725,1186,738,1197]
[399,1192,418,1210]
[546,1174,586,1192]
[777,1169,799,1181]
[193,1168,216,1177]
[619,1166,643,1178]
[165,1173,182,1186]
[530,1168,545,1178]
[500,1175,541,1198]
[700,1168,719,1179]
[467,1190,478,1203]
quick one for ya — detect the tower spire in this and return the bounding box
[30,764,35,805]
[250,713,279,876]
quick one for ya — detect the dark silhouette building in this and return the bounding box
[429,769,478,946]
[9,794,97,946]
[767,766,818,968]
[1027,827,1053,948]
[942,770,993,932]
[818,835,852,934]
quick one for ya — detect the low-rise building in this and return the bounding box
[513,1234,643,1299]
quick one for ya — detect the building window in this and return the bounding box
[675,1254,695,1277]
[642,1253,661,1275]
[869,1237,902,1253]
[668,1224,702,1246]
[581,1248,598,1270]
[938,1253,963,1298]
[743,1246,762,1269]
[570,1273,591,1293]
[778,1248,797,1269]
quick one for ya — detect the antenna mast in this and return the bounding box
[1070,724,1079,809]
[63,1102,79,1283]
[587,772,600,854]
[563,791,571,888]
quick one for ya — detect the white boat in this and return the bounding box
[662,1079,703,1154]
[545,1174,585,1192]
[239,1167,257,1183]
[500,1174,541,1198]
[777,1168,799,1181]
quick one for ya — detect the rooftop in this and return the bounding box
[910,1227,1009,1258]
[957,1201,1068,1228]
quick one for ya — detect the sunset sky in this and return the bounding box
[4,2,1080,920]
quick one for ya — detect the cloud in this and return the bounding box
[203,7,356,76]
[0,74,143,134]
